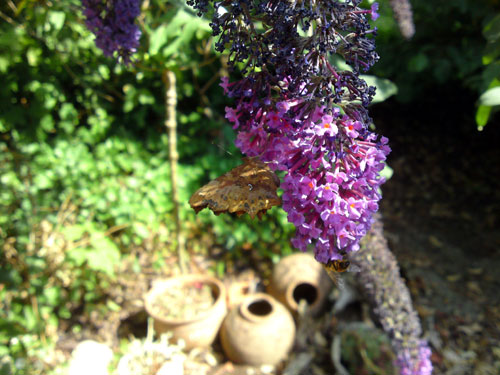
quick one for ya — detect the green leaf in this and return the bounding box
[483,14,500,42]
[98,64,111,80]
[62,225,86,241]
[160,9,211,58]
[149,24,169,55]
[479,87,500,106]
[67,248,88,266]
[107,300,121,312]
[40,114,55,133]
[33,171,54,189]
[0,56,9,73]
[380,163,394,181]
[27,47,42,66]
[43,287,60,306]
[408,53,429,72]
[138,89,155,105]
[482,39,500,65]
[88,234,120,276]
[59,103,78,121]
[133,222,150,239]
[475,105,492,130]
[361,75,398,104]
[48,11,66,33]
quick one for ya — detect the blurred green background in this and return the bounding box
[0,0,499,373]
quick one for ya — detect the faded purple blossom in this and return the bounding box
[82,0,142,64]
[351,216,433,375]
[390,0,415,39]
[371,3,380,20]
[396,341,433,375]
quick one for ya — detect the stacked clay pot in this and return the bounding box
[268,252,333,315]
[220,293,295,366]
[144,274,227,350]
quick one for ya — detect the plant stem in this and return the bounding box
[163,70,187,274]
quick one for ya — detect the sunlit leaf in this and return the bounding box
[479,87,500,106]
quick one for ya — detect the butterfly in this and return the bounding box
[189,157,281,219]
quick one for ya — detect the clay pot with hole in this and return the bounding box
[268,252,333,315]
[144,274,227,350]
[220,293,295,366]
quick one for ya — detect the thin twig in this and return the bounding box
[163,69,187,274]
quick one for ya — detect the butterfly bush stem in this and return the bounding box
[350,215,433,375]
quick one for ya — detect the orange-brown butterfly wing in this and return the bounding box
[189,157,281,219]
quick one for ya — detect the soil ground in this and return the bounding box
[371,90,500,374]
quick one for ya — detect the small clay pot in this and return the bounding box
[268,253,333,315]
[220,293,295,366]
[144,274,227,350]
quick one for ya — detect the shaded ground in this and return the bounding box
[372,90,500,374]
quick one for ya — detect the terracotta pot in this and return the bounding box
[144,274,227,350]
[220,293,295,366]
[268,253,333,315]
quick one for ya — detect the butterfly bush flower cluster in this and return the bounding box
[81,0,142,64]
[224,84,390,263]
[191,0,388,263]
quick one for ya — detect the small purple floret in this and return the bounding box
[396,341,433,375]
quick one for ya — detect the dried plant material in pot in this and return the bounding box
[144,275,227,350]
[148,283,215,321]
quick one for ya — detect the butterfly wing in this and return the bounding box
[189,157,281,219]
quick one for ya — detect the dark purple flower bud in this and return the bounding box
[189,0,379,107]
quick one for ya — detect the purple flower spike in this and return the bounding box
[225,94,390,262]
[190,0,389,264]
[82,0,142,64]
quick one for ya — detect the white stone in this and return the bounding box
[68,340,113,375]
[156,355,184,375]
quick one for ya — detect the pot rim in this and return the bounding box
[285,279,322,311]
[239,293,277,322]
[144,274,227,325]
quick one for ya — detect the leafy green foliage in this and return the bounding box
[374,0,499,122]
[0,2,293,371]
[3,0,493,372]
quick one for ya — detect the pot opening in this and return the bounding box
[292,282,318,305]
[247,299,273,316]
